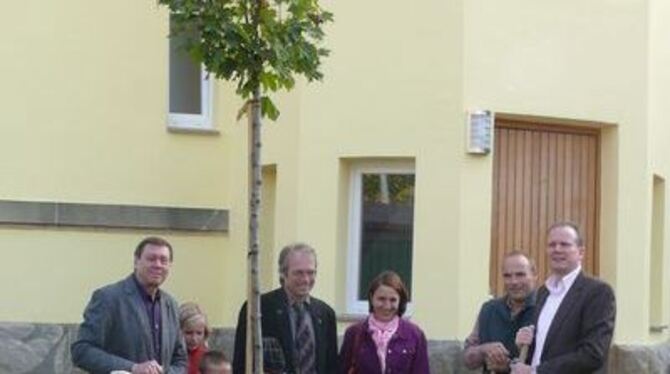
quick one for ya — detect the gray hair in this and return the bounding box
[278,242,317,278]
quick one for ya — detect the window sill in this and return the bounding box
[337,311,415,323]
[339,301,415,323]
[167,125,220,136]
[650,325,669,334]
[337,313,367,323]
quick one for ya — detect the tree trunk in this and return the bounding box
[245,88,264,374]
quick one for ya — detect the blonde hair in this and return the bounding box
[179,302,209,338]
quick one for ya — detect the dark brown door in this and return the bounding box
[490,118,600,296]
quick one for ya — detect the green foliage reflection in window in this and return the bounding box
[358,173,415,300]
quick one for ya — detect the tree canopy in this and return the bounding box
[159,0,333,120]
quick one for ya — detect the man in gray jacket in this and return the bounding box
[72,237,187,374]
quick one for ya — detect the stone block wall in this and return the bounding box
[609,342,670,374]
[0,323,85,374]
[0,323,476,374]
[0,322,667,373]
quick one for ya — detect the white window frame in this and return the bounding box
[167,67,213,130]
[345,162,416,315]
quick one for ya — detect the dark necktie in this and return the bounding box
[293,303,316,374]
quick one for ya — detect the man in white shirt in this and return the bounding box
[511,222,616,374]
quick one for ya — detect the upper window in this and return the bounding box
[346,163,416,314]
[168,15,212,130]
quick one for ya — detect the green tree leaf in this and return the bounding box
[158,0,332,118]
[261,96,280,121]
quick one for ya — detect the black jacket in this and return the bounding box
[529,272,616,374]
[233,288,338,374]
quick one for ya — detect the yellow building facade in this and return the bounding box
[1,0,669,350]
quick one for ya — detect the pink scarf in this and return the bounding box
[368,315,399,372]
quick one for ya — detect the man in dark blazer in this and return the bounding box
[511,222,616,374]
[72,237,187,374]
[233,242,337,374]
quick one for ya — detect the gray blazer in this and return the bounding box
[71,274,187,374]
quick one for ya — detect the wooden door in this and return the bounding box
[490,118,600,296]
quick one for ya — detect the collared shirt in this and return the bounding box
[133,275,163,364]
[531,265,581,369]
[464,292,536,372]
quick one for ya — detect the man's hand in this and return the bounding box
[510,362,532,374]
[515,325,534,348]
[131,360,163,374]
[480,342,510,370]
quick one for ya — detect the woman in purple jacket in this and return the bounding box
[339,271,430,374]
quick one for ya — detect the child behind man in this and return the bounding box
[199,350,231,374]
[179,302,210,374]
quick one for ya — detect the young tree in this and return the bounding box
[157,1,332,372]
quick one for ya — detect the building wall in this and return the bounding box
[1,0,668,346]
[648,0,670,343]
[288,0,467,338]
[0,0,246,326]
[462,0,651,343]
[260,0,665,344]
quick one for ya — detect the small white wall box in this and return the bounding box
[466,110,494,154]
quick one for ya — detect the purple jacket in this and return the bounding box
[339,318,430,374]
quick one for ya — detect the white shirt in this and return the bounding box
[531,265,582,370]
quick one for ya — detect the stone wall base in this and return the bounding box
[1,322,667,373]
[609,342,670,374]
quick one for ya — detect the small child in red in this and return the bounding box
[179,302,210,374]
